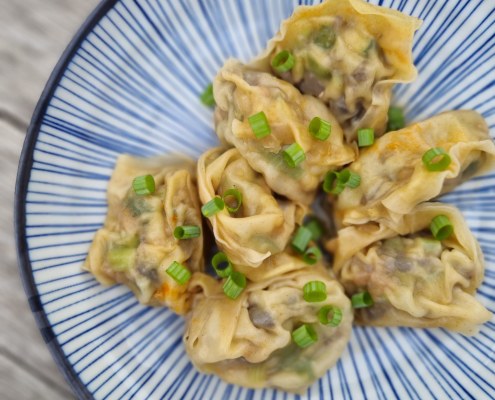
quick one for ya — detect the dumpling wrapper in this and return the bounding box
[84,154,203,315]
[251,0,421,142]
[235,251,313,283]
[198,147,306,267]
[184,262,352,393]
[336,110,495,227]
[330,202,491,334]
[214,59,355,204]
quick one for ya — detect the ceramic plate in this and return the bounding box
[15,0,495,399]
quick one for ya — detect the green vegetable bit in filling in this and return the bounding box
[307,57,332,79]
[108,247,136,272]
[126,196,153,217]
[313,26,336,49]
[363,39,376,57]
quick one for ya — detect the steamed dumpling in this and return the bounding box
[184,262,352,392]
[331,203,491,334]
[252,0,420,142]
[198,147,306,267]
[84,154,203,314]
[336,111,495,227]
[214,59,355,204]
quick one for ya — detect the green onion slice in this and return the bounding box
[303,280,327,302]
[357,128,375,147]
[309,117,332,141]
[212,252,233,278]
[303,246,322,265]
[200,83,215,107]
[223,188,243,213]
[201,197,225,217]
[338,169,361,189]
[132,175,155,196]
[422,147,452,172]
[223,271,247,299]
[283,143,306,168]
[305,218,324,241]
[387,106,405,131]
[292,226,313,253]
[166,261,191,285]
[271,50,295,73]
[351,291,374,308]
[318,305,343,327]
[173,225,201,240]
[323,171,345,195]
[430,215,454,241]
[248,111,271,139]
[292,324,318,348]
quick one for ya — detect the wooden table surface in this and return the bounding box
[1,1,100,398]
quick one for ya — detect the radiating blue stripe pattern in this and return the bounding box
[21,0,495,399]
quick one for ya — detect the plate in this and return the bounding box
[15,0,495,399]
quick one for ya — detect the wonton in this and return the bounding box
[331,203,491,334]
[336,110,495,227]
[214,60,355,204]
[197,147,306,267]
[252,0,421,142]
[185,262,352,392]
[84,155,203,315]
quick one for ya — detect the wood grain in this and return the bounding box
[0,0,100,398]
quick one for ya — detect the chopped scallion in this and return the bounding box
[132,175,155,196]
[430,215,454,241]
[303,281,327,302]
[283,143,306,168]
[271,50,295,73]
[212,252,233,278]
[174,225,201,240]
[309,117,332,141]
[387,106,405,131]
[305,218,324,241]
[248,111,271,139]
[292,324,318,348]
[323,171,345,195]
[200,83,215,107]
[318,305,343,327]
[292,226,313,254]
[166,261,191,285]
[201,197,225,217]
[223,271,247,299]
[223,188,243,213]
[422,147,451,172]
[351,291,374,308]
[303,246,322,265]
[357,128,375,147]
[338,169,361,188]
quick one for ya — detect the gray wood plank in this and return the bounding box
[0,0,100,398]
[0,352,72,400]
[0,120,76,399]
[0,0,100,124]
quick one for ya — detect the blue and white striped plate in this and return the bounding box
[15,1,495,399]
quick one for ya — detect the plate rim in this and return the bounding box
[14,1,118,398]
